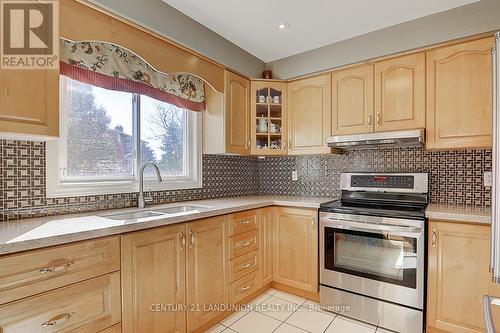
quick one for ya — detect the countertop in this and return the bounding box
[0,196,333,255]
[425,203,492,224]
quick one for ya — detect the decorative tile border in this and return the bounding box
[0,139,492,221]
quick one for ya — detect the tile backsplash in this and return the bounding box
[0,139,492,221]
[0,140,258,221]
[258,148,492,206]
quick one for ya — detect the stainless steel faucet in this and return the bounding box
[138,162,163,209]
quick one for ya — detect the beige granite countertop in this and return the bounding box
[0,196,333,255]
[425,203,492,224]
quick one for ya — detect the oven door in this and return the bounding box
[320,212,425,309]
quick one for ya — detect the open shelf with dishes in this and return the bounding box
[251,81,287,155]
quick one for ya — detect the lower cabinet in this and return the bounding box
[0,272,121,333]
[121,224,186,333]
[186,216,229,332]
[272,207,318,292]
[427,220,500,333]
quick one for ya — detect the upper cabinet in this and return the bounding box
[0,69,59,138]
[331,64,374,135]
[374,53,425,132]
[251,81,287,155]
[288,75,331,155]
[225,70,251,154]
[426,37,494,149]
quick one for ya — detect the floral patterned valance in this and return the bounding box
[59,38,206,111]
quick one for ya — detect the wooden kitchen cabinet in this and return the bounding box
[331,64,374,135]
[225,70,251,154]
[186,216,229,332]
[121,224,186,333]
[260,207,273,286]
[374,53,425,132]
[0,69,59,138]
[287,75,331,155]
[426,37,494,149]
[272,207,318,292]
[0,272,121,333]
[427,220,500,333]
[250,80,287,155]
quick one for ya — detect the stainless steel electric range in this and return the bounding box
[319,173,428,333]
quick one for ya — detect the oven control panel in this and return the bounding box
[351,175,414,189]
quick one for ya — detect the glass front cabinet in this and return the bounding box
[250,80,287,155]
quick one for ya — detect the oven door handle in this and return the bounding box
[321,219,423,238]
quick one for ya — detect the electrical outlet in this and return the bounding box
[484,171,493,187]
[292,171,298,181]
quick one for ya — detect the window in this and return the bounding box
[47,77,202,197]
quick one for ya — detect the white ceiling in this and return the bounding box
[162,0,479,62]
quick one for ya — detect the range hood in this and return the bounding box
[327,129,425,150]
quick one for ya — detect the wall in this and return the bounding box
[258,148,492,206]
[88,0,265,78]
[267,0,500,79]
[0,139,491,221]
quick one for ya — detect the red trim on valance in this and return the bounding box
[60,61,206,112]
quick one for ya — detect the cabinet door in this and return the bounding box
[0,69,58,137]
[288,75,331,155]
[121,224,186,333]
[374,53,425,132]
[273,207,318,292]
[427,221,500,333]
[260,207,273,286]
[186,216,228,331]
[426,37,493,149]
[332,64,374,135]
[225,70,250,154]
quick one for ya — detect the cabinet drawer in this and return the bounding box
[0,236,120,305]
[229,250,259,282]
[229,210,259,236]
[229,230,259,260]
[0,272,121,333]
[230,271,259,304]
[99,323,121,333]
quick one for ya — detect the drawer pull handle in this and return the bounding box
[239,220,251,225]
[240,241,251,247]
[39,261,73,274]
[240,284,252,292]
[432,228,437,247]
[41,312,75,328]
[241,263,252,269]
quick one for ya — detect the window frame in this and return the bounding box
[46,76,202,198]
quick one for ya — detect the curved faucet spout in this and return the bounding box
[138,161,163,209]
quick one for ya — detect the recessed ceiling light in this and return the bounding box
[277,23,289,30]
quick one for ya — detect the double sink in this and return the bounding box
[102,205,213,221]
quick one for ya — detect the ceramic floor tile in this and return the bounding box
[303,299,336,315]
[256,295,300,321]
[326,316,377,333]
[273,290,307,305]
[264,288,278,296]
[285,305,336,333]
[248,293,271,306]
[274,323,309,333]
[229,310,281,333]
[220,309,250,327]
[204,323,226,333]
[221,329,238,333]
[376,327,397,333]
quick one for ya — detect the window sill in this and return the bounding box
[46,179,203,198]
